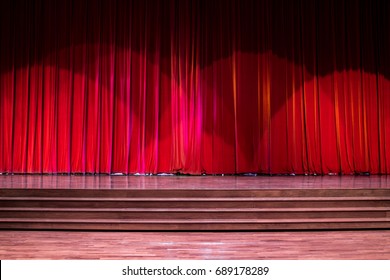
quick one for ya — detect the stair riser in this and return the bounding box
[1,222,389,230]
[1,211,388,219]
[1,200,389,208]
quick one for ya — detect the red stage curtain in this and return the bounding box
[1,0,390,174]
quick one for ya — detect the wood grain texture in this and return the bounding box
[1,174,390,190]
[0,230,389,259]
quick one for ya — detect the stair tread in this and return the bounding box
[1,217,389,223]
[1,207,389,212]
[1,196,389,201]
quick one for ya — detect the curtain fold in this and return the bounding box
[1,0,389,174]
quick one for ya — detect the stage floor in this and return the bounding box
[1,230,389,259]
[1,174,390,189]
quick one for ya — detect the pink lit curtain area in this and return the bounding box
[1,0,390,175]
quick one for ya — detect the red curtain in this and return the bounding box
[1,0,390,175]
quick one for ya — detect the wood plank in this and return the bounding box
[1,188,390,197]
[1,222,389,230]
[2,230,389,259]
[2,207,389,212]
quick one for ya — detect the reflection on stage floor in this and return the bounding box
[0,174,390,190]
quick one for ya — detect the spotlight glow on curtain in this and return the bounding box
[1,0,390,174]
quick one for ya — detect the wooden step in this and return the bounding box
[0,219,389,231]
[2,207,389,212]
[1,200,389,209]
[0,188,389,230]
[2,196,390,201]
[1,217,390,223]
[1,210,388,219]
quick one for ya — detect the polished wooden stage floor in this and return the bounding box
[1,174,390,189]
[0,175,389,259]
[1,230,389,259]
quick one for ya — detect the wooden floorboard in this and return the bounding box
[1,174,390,190]
[1,230,389,259]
